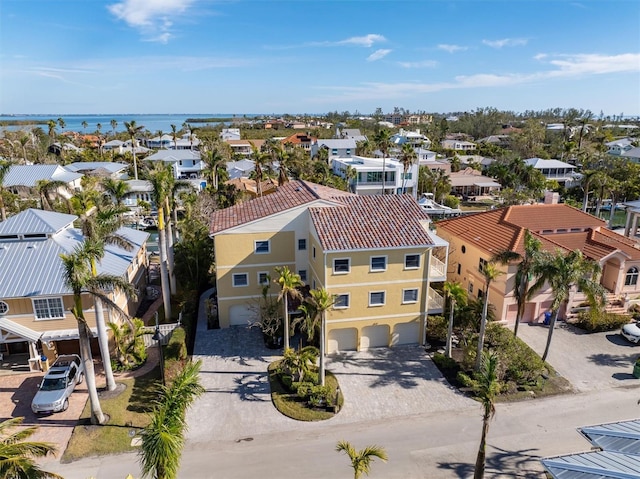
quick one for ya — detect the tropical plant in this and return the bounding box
[139,360,204,479]
[443,281,467,358]
[399,143,417,194]
[34,179,72,212]
[280,346,319,383]
[0,417,62,479]
[530,249,605,361]
[124,120,145,180]
[473,351,500,479]
[274,266,303,351]
[250,143,270,197]
[373,129,392,194]
[109,318,147,370]
[301,288,334,385]
[491,230,543,338]
[335,440,388,479]
[475,262,503,371]
[0,160,12,221]
[102,178,131,206]
[61,241,135,424]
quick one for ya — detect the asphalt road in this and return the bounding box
[44,384,640,479]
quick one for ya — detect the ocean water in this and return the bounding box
[0,113,260,134]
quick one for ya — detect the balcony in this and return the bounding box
[429,256,446,280]
[428,287,444,314]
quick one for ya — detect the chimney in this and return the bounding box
[544,191,559,204]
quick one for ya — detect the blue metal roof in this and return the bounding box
[542,450,640,479]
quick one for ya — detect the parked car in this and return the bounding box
[31,354,84,414]
[621,322,640,344]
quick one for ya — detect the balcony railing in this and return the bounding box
[428,287,444,312]
[430,256,446,278]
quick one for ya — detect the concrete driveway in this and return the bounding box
[518,321,640,392]
[186,326,476,445]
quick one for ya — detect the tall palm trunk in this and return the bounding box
[157,206,172,319]
[445,299,456,358]
[475,289,490,371]
[77,314,106,424]
[513,280,527,339]
[319,311,326,386]
[474,409,491,479]
[283,295,290,350]
[91,258,116,391]
[541,309,560,361]
[165,198,177,295]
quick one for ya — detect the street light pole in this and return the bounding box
[152,311,165,386]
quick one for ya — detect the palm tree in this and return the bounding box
[274,266,303,351]
[124,120,145,180]
[530,249,605,361]
[475,262,502,371]
[47,119,57,146]
[34,179,71,212]
[373,129,392,194]
[110,119,118,137]
[147,162,173,319]
[491,230,543,338]
[139,360,204,479]
[580,168,599,212]
[82,120,88,133]
[0,417,62,479]
[102,178,131,206]
[302,288,334,386]
[443,281,467,358]
[251,143,270,197]
[335,440,388,479]
[0,160,12,221]
[473,351,500,479]
[399,143,417,194]
[61,241,135,424]
[170,124,178,150]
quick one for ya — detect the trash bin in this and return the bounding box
[634,361,640,379]
[544,311,552,325]
[40,355,49,372]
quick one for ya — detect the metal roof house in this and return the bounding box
[0,209,149,370]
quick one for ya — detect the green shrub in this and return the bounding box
[309,385,332,407]
[165,327,188,360]
[443,195,460,209]
[574,310,631,332]
[426,315,447,342]
[432,353,460,374]
[456,371,476,389]
[295,382,313,398]
[628,304,640,321]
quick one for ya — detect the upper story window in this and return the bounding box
[626,267,639,286]
[478,258,488,273]
[313,246,316,259]
[254,240,270,254]
[369,291,385,306]
[370,256,387,272]
[402,289,419,304]
[298,239,307,251]
[233,273,249,287]
[332,149,338,155]
[33,298,65,320]
[346,149,351,155]
[334,294,350,309]
[258,272,269,285]
[405,254,420,269]
[298,270,307,282]
[0,301,8,315]
[333,258,350,274]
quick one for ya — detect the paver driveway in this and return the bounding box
[186,326,475,445]
[518,321,640,392]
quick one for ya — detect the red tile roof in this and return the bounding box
[209,180,352,234]
[310,195,434,251]
[436,203,640,261]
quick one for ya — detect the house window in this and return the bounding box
[332,149,338,155]
[334,294,350,309]
[457,264,461,275]
[298,270,307,282]
[461,245,466,254]
[405,254,420,269]
[33,298,65,320]
[333,258,350,274]
[346,149,351,155]
[370,256,387,272]
[402,172,413,180]
[468,283,473,294]
[0,301,8,315]
[403,289,419,304]
[258,272,269,285]
[298,239,307,251]
[313,247,316,259]
[233,273,249,287]
[254,240,270,254]
[369,291,385,306]
[626,267,639,286]
[479,258,488,273]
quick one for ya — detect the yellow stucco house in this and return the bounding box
[209,180,449,352]
[0,209,149,369]
[436,203,640,324]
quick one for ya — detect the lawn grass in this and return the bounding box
[268,360,342,421]
[61,367,161,463]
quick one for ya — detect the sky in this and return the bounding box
[0,0,639,116]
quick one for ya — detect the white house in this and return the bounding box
[335,128,367,142]
[524,158,579,186]
[605,138,634,156]
[226,159,255,180]
[220,129,241,141]
[3,165,83,197]
[332,155,419,197]
[310,139,357,161]
[145,149,204,180]
[441,139,476,151]
[65,162,128,179]
[391,129,431,149]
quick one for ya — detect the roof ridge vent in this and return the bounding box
[27,244,37,249]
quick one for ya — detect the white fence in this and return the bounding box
[141,322,181,347]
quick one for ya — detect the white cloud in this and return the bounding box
[534,53,547,61]
[107,0,195,42]
[338,34,386,47]
[398,60,438,69]
[367,49,392,62]
[437,44,467,54]
[482,38,528,48]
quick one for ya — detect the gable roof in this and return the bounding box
[210,180,353,234]
[0,209,77,236]
[3,165,83,188]
[524,158,576,169]
[310,195,434,251]
[65,162,128,174]
[436,204,640,261]
[145,149,201,162]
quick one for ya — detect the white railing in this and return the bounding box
[430,256,446,278]
[428,287,445,311]
[142,322,181,347]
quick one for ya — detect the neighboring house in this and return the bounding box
[225,177,278,200]
[449,168,501,198]
[220,128,241,141]
[335,128,368,143]
[391,129,432,149]
[416,148,438,163]
[209,180,449,352]
[478,135,510,148]
[310,139,356,161]
[173,133,200,150]
[524,158,579,185]
[419,155,451,173]
[3,164,83,198]
[123,180,154,211]
[620,147,640,164]
[623,199,640,239]
[145,149,204,179]
[441,139,477,152]
[436,203,640,325]
[65,162,128,179]
[331,155,419,197]
[605,138,634,156]
[282,132,315,152]
[0,209,148,368]
[145,134,175,149]
[226,159,256,180]
[225,139,265,157]
[48,142,83,156]
[103,139,125,153]
[406,114,433,125]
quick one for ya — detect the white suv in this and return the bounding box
[31,354,84,414]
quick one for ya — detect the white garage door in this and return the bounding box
[327,328,358,353]
[391,322,420,346]
[360,325,389,350]
[228,304,256,326]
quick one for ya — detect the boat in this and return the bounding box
[417,193,463,217]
